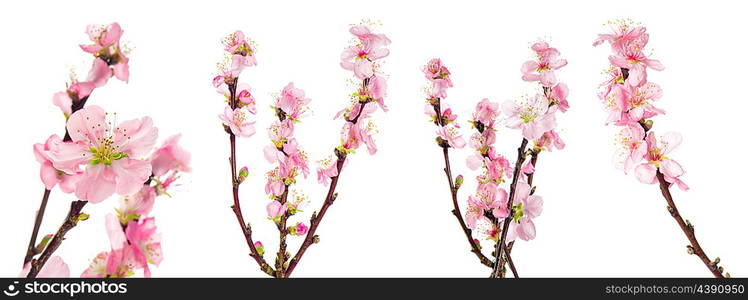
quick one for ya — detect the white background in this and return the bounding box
[1,0,746,277]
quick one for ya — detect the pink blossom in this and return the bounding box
[264,168,286,197]
[484,150,512,181]
[534,130,565,152]
[503,95,557,140]
[423,58,453,99]
[340,120,378,154]
[291,222,309,236]
[316,156,339,186]
[117,186,156,224]
[508,182,543,241]
[340,25,391,80]
[220,106,256,137]
[20,256,70,277]
[80,23,123,54]
[634,132,689,191]
[33,135,82,193]
[52,91,74,117]
[424,102,458,126]
[468,130,496,151]
[465,182,509,228]
[81,246,140,278]
[80,23,129,82]
[436,125,466,149]
[237,84,257,113]
[613,125,647,173]
[549,82,570,112]
[282,138,310,178]
[275,82,311,120]
[522,160,535,175]
[472,98,500,127]
[53,59,112,114]
[622,82,665,122]
[521,41,567,87]
[223,30,257,74]
[125,217,163,277]
[268,119,295,143]
[266,200,287,219]
[48,106,157,203]
[149,134,191,177]
[366,76,388,112]
[608,50,664,87]
[593,23,647,53]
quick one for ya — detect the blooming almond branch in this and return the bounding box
[218,23,389,277]
[213,30,274,276]
[594,19,727,278]
[24,23,190,279]
[286,22,390,277]
[421,59,495,269]
[24,22,130,267]
[423,41,569,279]
[494,42,569,277]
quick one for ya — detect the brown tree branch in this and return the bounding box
[226,78,275,277]
[24,93,91,266]
[656,171,724,278]
[23,189,51,265]
[490,138,528,278]
[27,200,87,278]
[285,149,346,277]
[498,150,538,278]
[431,98,495,269]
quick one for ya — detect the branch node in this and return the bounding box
[313,235,320,244]
[686,245,695,255]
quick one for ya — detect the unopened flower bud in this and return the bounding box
[238,166,249,184]
[455,175,464,190]
[254,241,264,256]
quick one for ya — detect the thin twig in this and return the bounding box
[226,78,275,276]
[23,189,51,265]
[656,171,724,278]
[491,138,528,278]
[285,149,346,277]
[23,93,91,265]
[27,200,88,278]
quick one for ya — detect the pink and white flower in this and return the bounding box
[150,134,191,177]
[117,185,156,225]
[472,98,500,127]
[534,130,565,152]
[340,25,391,80]
[275,82,311,120]
[423,58,453,99]
[20,256,70,278]
[80,23,129,82]
[436,125,466,149]
[125,217,163,277]
[266,200,287,219]
[634,132,689,191]
[48,106,157,203]
[316,156,339,186]
[521,41,567,87]
[33,135,82,193]
[503,95,557,140]
[220,106,256,137]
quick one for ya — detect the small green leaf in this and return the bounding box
[77,213,90,222]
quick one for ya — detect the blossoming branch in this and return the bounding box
[593,20,728,278]
[22,23,191,278]
[217,23,390,277]
[424,40,569,278]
